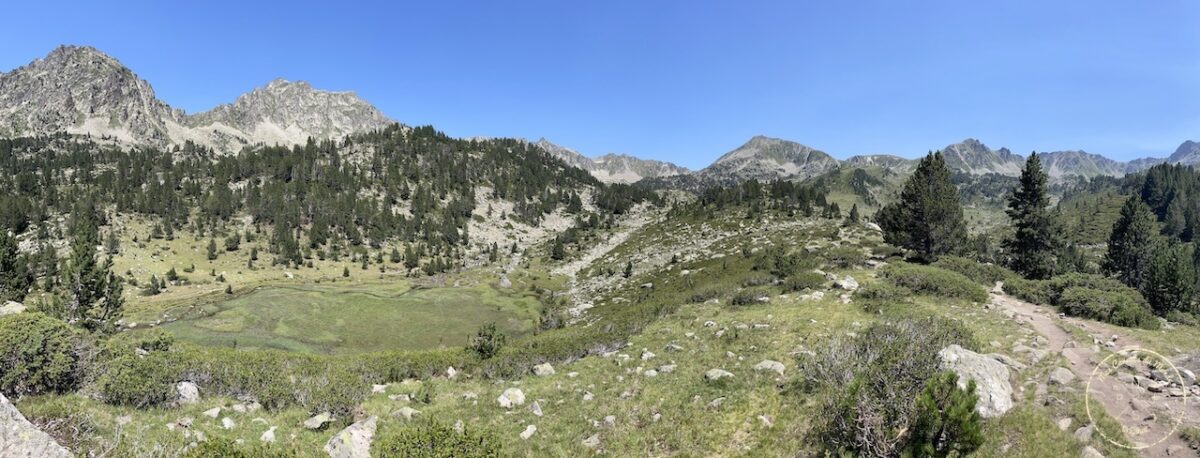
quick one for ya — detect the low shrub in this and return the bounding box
[932,256,1017,286]
[782,271,827,292]
[731,288,770,306]
[97,353,176,407]
[1001,278,1052,305]
[880,263,989,303]
[1058,287,1159,330]
[822,246,866,269]
[795,318,977,456]
[904,372,984,457]
[373,421,502,457]
[855,282,911,313]
[181,437,296,457]
[687,288,723,304]
[740,273,775,287]
[0,313,83,397]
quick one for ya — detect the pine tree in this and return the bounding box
[51,212,124,334]
[342,266,350,278]
[207,239,218,261]
[1143,240,1196,315]
[550,237,566,261]
[1003,153,1062,279]
[845,203,860,226]
[876,152,967,261]
[105,230,120,255]
[623,261,633,279]
[1103,197,1158,290]
[0,231,32,302]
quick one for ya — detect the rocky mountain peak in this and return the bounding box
[704,135,837,181]
[1168,140,1200,165]
[0,44,181,144]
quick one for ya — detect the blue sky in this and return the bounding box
[1,1,1197,169]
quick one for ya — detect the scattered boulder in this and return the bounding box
[641,350,656,360]
[0,393,72,457]
[446,367,458,379]
[394,406,420,421]
[221,417,236,430]
[533,363,556,377]
[1080,445,1105,458]
[582,433,601,449]
[175,382,200,405]
[202,407,222,419]
[304,412,334,430]
[1057,417,1073,431]
[836,276,859,291]
[519,424,537,440]
[753,360,785,376]
[260,426,277,443]
[324,416,377,458]
[371,384,387,394]
[659,364,677,374]
[1074,423,1095,443]
[497,388,526,408]
[1048,367,1076,386]
[530,401,543,417]
[704,368,734,382]
[937,345,1014,418]
[498,275,512,288]
[0,301,26,316]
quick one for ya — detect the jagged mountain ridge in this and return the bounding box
[533,138,690,184]
[0,45,393,154]
[699,135,839,182]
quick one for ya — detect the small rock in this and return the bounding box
[388,394,411,402]
[582,433,601,449]
[175,382,200,405]
[1057,417,1073,431]
[260,426,277,443]
[519,424,537,440]
[641,350,656,360]
[371,384,388,394]
[533,363,556,377]
[203,407,221,419]
[603,415,616,427]
[836,276,859,291]
[1074,423,1095,443]
[659,364,677,374]
[705,368,734,382]
[446,366,458,379]
[643,369,658,377]
[707,397,725,408]
[531,401,543,416]
[498,388,526,408]
[757,414,774,428]
[304,412,333,430]
[753,360,785,376]
[394,406,420,421]
[324,416,377,458]
[1048,367,1076,386]
[221,417,236,430]
[1080,445,1104,458]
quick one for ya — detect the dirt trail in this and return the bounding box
[991,286,1196,457]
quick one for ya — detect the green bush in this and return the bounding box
[932,256,1017,286]
[796,318,977,456]
[97,353,175,407]
[740,273,775,287]
[181,437,296,457]
[782,271,827,292]
[855,282,912,313]
[904,371,984,457]
[373,421,502,457]
[467,323,506,360]
[1001,277,1052,305]
[880,263,989,303]
[0,313,82,397]
[1058,287,1159,330]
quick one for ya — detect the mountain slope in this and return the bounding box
[1167,140,1200,165]
[939,138,1026,176]
[1039,150,1134,178]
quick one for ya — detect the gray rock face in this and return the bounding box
[937,345,1014,418]
[324,416,377,458]
[0,393,73,457]
[0,46,393,154]
[1167,140,1200,165]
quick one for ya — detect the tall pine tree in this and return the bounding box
[1003,153,1062,279]
[1143,240,1196,315]
[0,230,32,302]
[876,152,967,261]
[1103,196,1158,290]
[48,204,124,334]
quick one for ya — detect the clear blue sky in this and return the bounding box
[1,0,1197,168]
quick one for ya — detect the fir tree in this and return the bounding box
[1003,153,1062,279]
[550,237,566,261]
[623,261,633,279]
[206,239,218,261]
[876,152,967,261]
[1103,197,1158,290]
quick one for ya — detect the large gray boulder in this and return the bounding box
[938,345,1014,418]
[1,393,73,457]
[175,381,200,405]
[324,415,377,458]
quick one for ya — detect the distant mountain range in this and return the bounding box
[0,45,1194,185]
[0,45,391,154]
